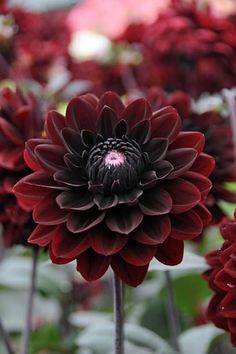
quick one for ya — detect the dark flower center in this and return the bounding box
[86,137,145,194]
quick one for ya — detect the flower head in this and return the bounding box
[14,91,214,286]
[0,87,46,247]
[203,212,236,346]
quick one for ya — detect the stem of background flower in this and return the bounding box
[113,273,124,354]
[223,89,236,161]
[0,318,16,354]
[164,271,181,353]
[20,248,39,354]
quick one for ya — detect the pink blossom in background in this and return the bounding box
[66,0,170,39]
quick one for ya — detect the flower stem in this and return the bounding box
[223,89,236,162]
[113,273,124,354]
[20,248,39,354]
[164,271,181,353]
[0,318,15,354]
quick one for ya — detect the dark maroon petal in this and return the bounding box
[214,270,236,292]
[66,97,97,132]
[0,147,24,170]
[106,207,143,234]
[152,160,174,179]
[111,255,148,287]
[80,93,99,108]
[51,225,90,259]
[61,128,83,155]
[132,215,171,245]
[194,203,212,227]
[170,132,205,153]
[156,237,184,266]
[151,106,181,144]
[121,98,152,127]
[49,245,74,265]
[25,138,50,171]
[129,120,151,145]
[94,194,118,210]
[35,144,66,174]
[184,171,212,200]
[24,171,66,190]
[166,148,198,179]
[114,119,128,138]
[220,292,236,318]
[165,178,201,213]
[90,227,128,256]
[190,153,215,177]
[33,193,69,225]
[67,209,105,233]
[143,138,168,163]
[139,171,157,189]
[139,187,172,216]
[0,117,23,145]
[97,91,125,115]
[28,225,57,246]
[54,169,87,187]
[120,240,157,266]
[64,153,82,169]
[76,249,111,281]
[221,221,236,242]
[97,106,118,138]
[171,209,203,240]
[45,111,66,145]
[81,129,96,148]
[56,190,94,210]
[118,189,143,204]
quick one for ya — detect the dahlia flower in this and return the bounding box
[0,87,46,247]
[140,2,236,97]
[203,212,236,346]
[14,91,214,286]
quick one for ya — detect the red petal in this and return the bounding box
[129,119,151,144]
[24,138,50,171]
[139,187,172,216]
[143,138,168,163]
[194,203,212,227]
[14,177,50,209]
[170,132,205,153]
[24,171,65,190]
[190,153,215,177]
[35,144,66,174]
[0,147,24,170]
[156,237,184,266]
[80,93,99,108]
[131,215,171,245]
[166,148,198,179]
[97,91,125,115]
[67,209,105,233]
[0,117,23,145]
[66,97,97,132]
[49,244,74,265]
[56,190,94,210]
[28,225,56,246]
[105,207,143,234]
[90,227,128,256]
[120,240,157,266]
[171,209,203,240]
[76,249,111,281]
[151,106,181,144]
[45,111,66,145]
[121,98,152,127]
[220,292,236,318]
[111,255,148,287]
[165,178,201,213]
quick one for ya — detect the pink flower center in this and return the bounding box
[104,150,126,168]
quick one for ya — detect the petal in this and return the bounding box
[66,97,97,132]
[111,255,148,287]
[24,171,66,190]
[155,237,184,266]
[0,147,24,170]
[94,194,118,210]
[49,245,74,265]
[0,117,23,145]
[139,171,157,189]
[61,128,84,155]
[194,203,212,227]
[35,144,66,174]
[97,106,118,138]
[25,138,50,171]
[106,207,143,234]
[121,98,152,127]
[33,192,69,225]
[76,249,111,281]
[190,153,215,177]
[143,138,168,163]
[28,225,56,246]
[131,215,171,245]
[56,190,94,211]
[114,119,128,138]
[67,209,105,233]
[118,189,143,204]
[51,225,89,259]
[54,169,87,187]
[151,106,181,144]
[184,171,212,200]
[152,160,174,179]
[166,148,198,179]
[97,91,125,115]
[139,187,172,216]
[129,119,151,145]
[120,240,157,266]
[90,227,128,256]
[45,111,66,145]
[170,131,205,153]
[165,178,201,213]
[220,292,236,318]
[81,129,96,148]
[80,93,99,108]
[171,209,203,240]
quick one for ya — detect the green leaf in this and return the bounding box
[179,324,223,354]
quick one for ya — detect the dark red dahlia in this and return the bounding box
[14,91,214,286]
[203,212,236,346]
[140,2,236,97]
[135,87,236,223]
[0,87,46,247]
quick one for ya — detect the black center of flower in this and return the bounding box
[86,137,145,194]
